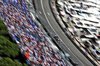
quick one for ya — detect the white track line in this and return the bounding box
[41,0,84,66]
[47,12,50,16]
[39,11,42,14]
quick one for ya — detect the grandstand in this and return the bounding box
[0,0,68,65]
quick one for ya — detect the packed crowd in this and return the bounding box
[0,0,67,65]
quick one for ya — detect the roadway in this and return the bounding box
[35,0,93,66]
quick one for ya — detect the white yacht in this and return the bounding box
[56,0,100,60]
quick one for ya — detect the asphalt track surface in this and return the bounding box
[35,0,93,66]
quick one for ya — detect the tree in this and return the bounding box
[0,20,9,36]
[0,20,28,66]
[0,57,15,66]
[0,20,7,30]
[0,29,9,35]
[0,57,23,66]
[23,63,28,66]
[0,36,19,58]
[14,60,22,66]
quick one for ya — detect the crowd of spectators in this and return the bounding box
[0,0,67,65]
